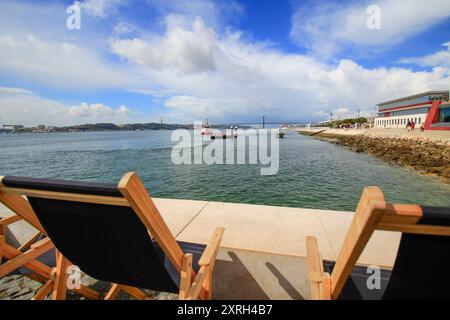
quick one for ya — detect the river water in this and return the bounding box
[0,130,448,211]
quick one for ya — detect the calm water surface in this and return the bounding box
[0,131,448,211]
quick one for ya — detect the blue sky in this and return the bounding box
[0,0,449,126]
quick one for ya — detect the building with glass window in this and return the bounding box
[374,91,450,130]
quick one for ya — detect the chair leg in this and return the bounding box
[32,280,54,300]
[52,251,70,300]
[105,284,122,300]
[0,238,53,278]
[322,273,331,300]
[121,285,149,300]
[1,241,51,278]
[105,284,149,300]
[76,285,101,300]
[203,268,213,300]
[0,235,4,264]
[179,253,192,300]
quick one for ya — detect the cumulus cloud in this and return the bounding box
[0,34,136,89]
[0,88,73,126]
[147,0,244,30]
[69,103,131,117]
[111,17,217,74]
[1,1,450,125]
[110,17,450,122]
[0,87,135,126]
[80,0,127,18]
[399,42,450,68]
[113,21,141,36]
[290,0,450,58]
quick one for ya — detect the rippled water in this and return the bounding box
[0,131,448,211]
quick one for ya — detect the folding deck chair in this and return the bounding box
[0,216,53,281]
[306,186,450,300]
[0,172,224,300]
[0,200,99,299]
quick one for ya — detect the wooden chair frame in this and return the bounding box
[0,214,100,300]
[0,173,224,300]
[306,186,450,300]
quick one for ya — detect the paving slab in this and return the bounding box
[176,201,337,260]
[152,198,208,236]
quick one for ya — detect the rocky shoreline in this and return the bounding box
[303,131,450,183]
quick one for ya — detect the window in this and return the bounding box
[439,107,450,123]
[418,118,421,124]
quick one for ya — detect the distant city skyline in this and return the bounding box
[1,0,450,126]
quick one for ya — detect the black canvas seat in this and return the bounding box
[25,196,180,293]
[306,186,450,300]
[0,173,224,300]
[323,206,450,300]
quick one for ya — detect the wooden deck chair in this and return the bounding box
[0,214,49,280]
[306,186,450,300]
[0,214,99,299]
[0,172,224,300]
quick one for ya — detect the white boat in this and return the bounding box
[200,121,214,136]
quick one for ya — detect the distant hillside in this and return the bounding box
[64,123,195,131]
[12,122,251,133]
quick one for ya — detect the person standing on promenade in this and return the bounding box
[411,120,415,131]
[406,119,411,131]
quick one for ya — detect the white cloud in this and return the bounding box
[290,0,450,58]
[111,17,217,74]
[110,17,450,122]
[0,86,33,95]
[147,0,244,30]
[0,88,72,126]
[399,42,450,68]
[0,34,136,89]
[114,21,140,36]
[0,35,16,47]
[0,87,135,126]
[80,0,127,18]
[69,103,131,117]
[0,1,450,125]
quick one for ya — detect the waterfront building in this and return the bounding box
[374,91,450,130]
[1,124,24,132]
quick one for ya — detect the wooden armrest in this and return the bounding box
[30,237,51,249]
[0,215,22,227]
[306,236,325,300]
[184,227,225,300]
[199,227,225,266]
